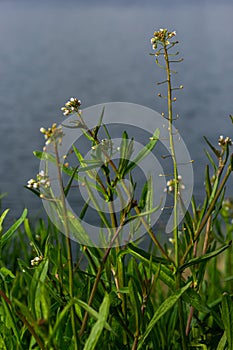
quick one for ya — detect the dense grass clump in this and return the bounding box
[0,29,233,349]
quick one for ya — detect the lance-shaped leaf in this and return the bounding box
[221,292,233,349]
[124,129,160,175]
[84,177,111,230]
[217,331,227,350]
[204,136,221,158]
[129,278,141,334]
[118,131,134,178]
[179,241,232,272]
[205,164,212,199]
[0,209,9,234]
[123,199,161,225]
[76,298,112,332]
[137,282,191,349]
[64,165,79,196]
[1,209,27,248]
[83,293,111,350]
[123,244,209,314]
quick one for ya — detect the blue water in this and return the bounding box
[0,1,233,222]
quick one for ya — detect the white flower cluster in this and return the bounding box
[31,255,43,267]
[61,97,81,116]
[151,29,176,50]
[165,175,185,193]
[218,135,232,147]
[27,170,50,190]
[40,123,63,146]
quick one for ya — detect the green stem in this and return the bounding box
[164,44,188,349]
[54,142,78,350]
[164,45,179,268]
[79,213,127,337]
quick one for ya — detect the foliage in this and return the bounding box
[0,28,233,349]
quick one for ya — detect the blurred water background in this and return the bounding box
[0,0,233,224]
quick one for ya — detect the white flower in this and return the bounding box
[45,139,51,145]
[31,255,43,267]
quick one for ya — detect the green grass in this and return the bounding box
[0,28,233,349]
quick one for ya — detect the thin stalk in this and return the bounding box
[131,335,139,350]
[79,213,127,337]
[108,198,128,344]
[54,142,78,350]
[164,45,179,268]
[164,44,187,349]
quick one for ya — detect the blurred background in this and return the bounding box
[0,0,233,222]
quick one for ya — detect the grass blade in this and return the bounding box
[124,129,160,175]
[138,282,191,349]
[83,293,110,350]
[1,209,27,247]
[221,292,233,349]
[179,241,232,272]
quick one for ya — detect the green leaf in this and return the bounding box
[126,243,170,266]
[72,144,84,163]
[83,293,110,350]
[77,161,104,173]
[204,136,221,158]
[13,299,35,326]
[221,292,233,349]
[29,259,49,319]
[47,300,76,346]
[64,165,79,196]
[0,209,9,234]
[34,151,80,181]
[205,164,212,199]
[138,282,191,349]
[129,279,141,333]
[196,196,208,229]
[76,298,112,332]
[34,259,49,320]
[217,331,227,350]
[84,177,111,230]
[1,209,27,247]
[124,201,161,225]
[0,267,15,280]
[204,149,217,172]
[138,180,148,210]
[124,129,160,175]
[23,218,34,243]
[124,244,210,314]
[179,241,232,272]
[1,298,21,346]
[183,208,195,242]
[93,106,105,139]
[145,175,153,227]
[118,132,134,178]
